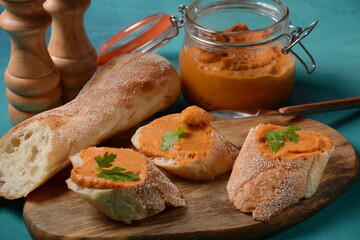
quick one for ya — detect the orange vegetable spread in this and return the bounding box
[138,106,215,164]
[256,124,334,161]
[179,24,296,110]
[70,147,147,189]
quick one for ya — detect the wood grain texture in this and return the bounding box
[0,0,62,125]
[278,96,360,115]
[23,115,359,240]
[44,0,97,103]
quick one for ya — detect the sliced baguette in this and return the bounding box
[131,107,239,181]
[66,148,186,224]
[227,124,334,221]
[0,52,181,199]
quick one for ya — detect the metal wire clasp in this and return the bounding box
[148,5,186,51]
[169,5,187,38]
[282,20,319,74]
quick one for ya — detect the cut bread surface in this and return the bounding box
[0,121,67,199]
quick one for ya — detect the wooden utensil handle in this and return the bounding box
[279,96,360,115]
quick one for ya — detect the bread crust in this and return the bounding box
[0,53,181,199]
[66,151,186,224]
[131,124,239,181]
[227,124,334,221]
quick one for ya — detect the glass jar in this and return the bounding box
[177,0,317,111]
[96,0,317,111]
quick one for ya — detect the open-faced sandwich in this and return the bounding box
[66,147,186,223]
[227,123,334,221]
[131,106,239,181]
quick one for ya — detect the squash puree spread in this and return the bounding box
[138,106,215,164]
[70,147,147,189]
[256,124,334,161]
[179,24,296,110]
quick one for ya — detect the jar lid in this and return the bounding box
[97,12,176,65]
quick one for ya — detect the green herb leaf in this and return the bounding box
[97,169,139,182]
[95,152,116,168]
[265,125,301,152]
[94,152,139,182]
[284,125,301,143]
[177,125,186,135]
[265,130,285,152]
[161,126,186,151]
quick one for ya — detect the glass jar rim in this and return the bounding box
[184,0,290,47]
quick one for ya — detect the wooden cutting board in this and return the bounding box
[23,115,359,240]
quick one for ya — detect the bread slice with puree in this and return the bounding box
[66,147,186,224]
[227,124,334,221]
[131,106,239,181]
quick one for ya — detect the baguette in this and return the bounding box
[0,52,181,199]
[66,147,186,223]
[131,106,239,181]
[227,124,334,221]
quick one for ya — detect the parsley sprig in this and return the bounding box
[161,126,186,151]
[94,152,139,182]
[265,125,301,152]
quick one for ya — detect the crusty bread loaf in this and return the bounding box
[66,148,186,224]
[0,52,181,199]
[131,113,239,181]
[227,124,334,221]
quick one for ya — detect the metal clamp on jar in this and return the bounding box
[97,0,318,111]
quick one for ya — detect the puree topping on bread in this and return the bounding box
[70,147,147,189]
[138,106,215,165]
[132,105,239,181]
[227,124,335,221]
[180,105,213,126]
[67,147,186,223]
[257,124,334,161]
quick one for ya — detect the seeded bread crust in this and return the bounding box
[131,125,239,181]
[66,150,186,224]
[227,124,334,221]
[0,52,181,199]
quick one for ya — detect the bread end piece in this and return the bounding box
[66,152,186,223]
[227,124,334,221]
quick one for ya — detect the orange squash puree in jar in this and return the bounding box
[70,147,147,189]
[179,24,296,111]
[256,124,334,161]
[138,106,215,165]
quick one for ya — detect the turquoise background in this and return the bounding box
[0,0,359,239]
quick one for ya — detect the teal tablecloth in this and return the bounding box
[0,0,359,239]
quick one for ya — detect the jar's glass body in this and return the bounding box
[179,0,296,110]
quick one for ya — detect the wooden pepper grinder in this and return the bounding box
[0,0,62,125]
[44,0,97,102]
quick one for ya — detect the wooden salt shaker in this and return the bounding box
[44,0,97,102]
[0,0,62,125]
